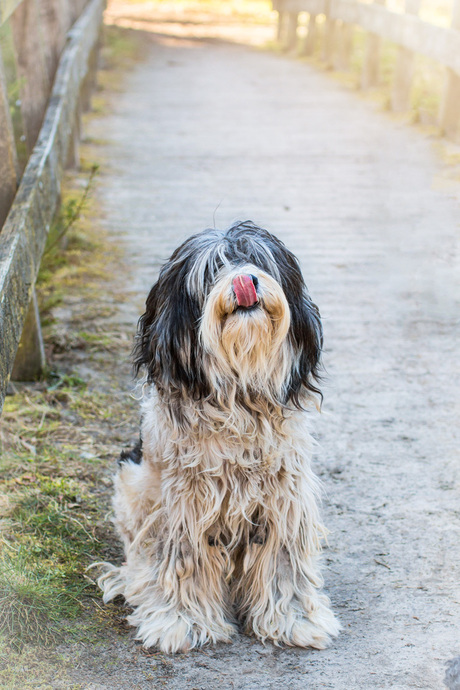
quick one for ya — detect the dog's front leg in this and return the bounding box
[234,509,340,649]
[99,460,235,652]
[125,521,236,653]
[119,462,237,653]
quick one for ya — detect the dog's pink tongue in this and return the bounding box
[232,274,258,307]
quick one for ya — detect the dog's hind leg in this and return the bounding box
[112,447,162,551]
[96,450,161,601]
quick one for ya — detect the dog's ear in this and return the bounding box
[286,291,323,407]
[265,236,323,407]
[133,260,209,398]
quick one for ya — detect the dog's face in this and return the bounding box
[200,264,291,398]
[134,221,322,407]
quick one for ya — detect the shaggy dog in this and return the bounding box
[97,221,340,652]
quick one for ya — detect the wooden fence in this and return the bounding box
[0,0,104,412]
[274,0,460,138]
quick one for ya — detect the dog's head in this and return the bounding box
[134,221,322,407]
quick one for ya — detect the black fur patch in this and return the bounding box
[118,438,143,466]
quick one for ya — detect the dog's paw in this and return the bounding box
[252,614,339,650]
[290,599,341,649]
[136,613,194,653]
[91,563,127,602]
[131,608,236,653]
[288,614,338,650]
[249,596,340,650]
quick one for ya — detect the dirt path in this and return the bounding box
[79,26,460,690]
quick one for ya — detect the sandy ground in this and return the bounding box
[66,16,460,690]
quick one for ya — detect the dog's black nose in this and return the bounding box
[250,274,259,290]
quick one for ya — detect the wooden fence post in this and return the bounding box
[66,105,81,169]
[0,46,18,229]
[11,288,46,381]
[284,11,299,50]
[81,42,99,112]
[334,20,353,71]
[440,0,460,139]
[10,0,50,153]
[391,0,421,111]
[0,0,105,402]
[322,0,337,67]
[68,0,87,23]
[37,0,72,83]
[361,0,385,88]
[0,21,28,175]
[273,0,286,43]
[301,13,318,56]
[277,10,286,42]
[8,0,50,381]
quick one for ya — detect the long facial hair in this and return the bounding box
[200,267,291,404]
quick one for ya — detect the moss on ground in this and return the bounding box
[0,22,148,690]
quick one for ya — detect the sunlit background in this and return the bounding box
[103,0,459,130]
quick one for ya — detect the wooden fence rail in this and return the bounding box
[274,0,460,138]
[0,0,104,412]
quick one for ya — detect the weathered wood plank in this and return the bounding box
[0,0,22,25]
[0,46,18,228]
[275,0,460,76]
[332,0,460,75]
[0,0,104,410]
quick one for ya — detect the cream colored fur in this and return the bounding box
[97,265,340,652]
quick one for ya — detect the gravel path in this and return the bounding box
[83,30,460,689]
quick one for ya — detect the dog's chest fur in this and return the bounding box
[133,391,318,547]
[142,390,313,473]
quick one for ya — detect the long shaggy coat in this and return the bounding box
[97,221,340,652]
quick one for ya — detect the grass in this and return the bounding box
[0,541,85,648]
[0,21,146,689]
[0,641,86,690]
[0,319,131,649]
[0,321,133,686]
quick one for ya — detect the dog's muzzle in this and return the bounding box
[232,274,259,308]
